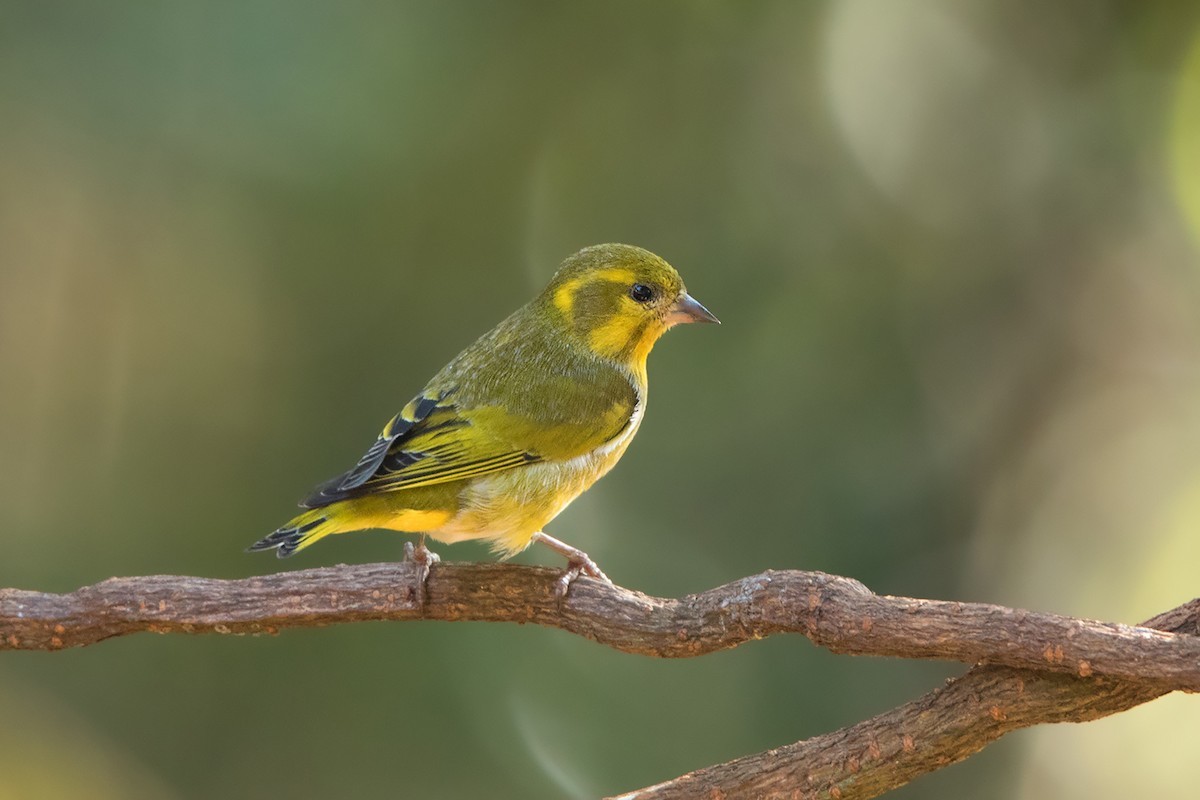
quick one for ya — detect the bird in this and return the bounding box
[249,243,718,596]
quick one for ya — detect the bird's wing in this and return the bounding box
[301,371,637,508]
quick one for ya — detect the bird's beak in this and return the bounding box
[666,292,720,326]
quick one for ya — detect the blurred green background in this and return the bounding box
[3,1,1200,798]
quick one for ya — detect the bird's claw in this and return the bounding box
[403,539,441,605]
[554,555,611,597]
[529,531,612,597]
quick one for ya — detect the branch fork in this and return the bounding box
[3,564,1196,799]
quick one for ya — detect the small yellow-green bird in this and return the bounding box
[249,243,718,593]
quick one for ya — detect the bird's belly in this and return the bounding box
[433,432,635,556]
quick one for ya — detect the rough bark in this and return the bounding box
[2,563,1196,799]
[612,601,1198,799]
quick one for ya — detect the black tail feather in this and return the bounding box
[247,516,326,558]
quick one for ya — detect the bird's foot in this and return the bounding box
[403,538,441,605]
[530,531,612,597]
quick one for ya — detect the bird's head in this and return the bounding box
[540,243,718,368]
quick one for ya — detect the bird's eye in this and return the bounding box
[630,283,655,303]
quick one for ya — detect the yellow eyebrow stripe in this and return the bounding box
[553,268,637,316]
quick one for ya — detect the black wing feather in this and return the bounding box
[300,393,442,508]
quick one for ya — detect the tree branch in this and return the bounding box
[612,600,1198,800]
[2,564,1197,799]
[3,564,1197,689]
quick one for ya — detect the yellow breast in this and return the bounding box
[434,388,646,556]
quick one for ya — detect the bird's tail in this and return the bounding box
[248,508,339,558]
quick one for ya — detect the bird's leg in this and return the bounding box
[530,531,612,597]
[403,534,441,606]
